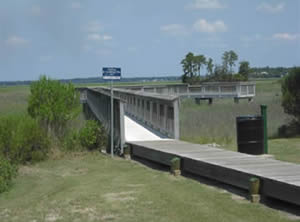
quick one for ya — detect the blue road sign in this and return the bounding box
[102,67,121,80]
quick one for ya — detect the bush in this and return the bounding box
[0,155,17,193]
[0,115,50,164]
[0,115,19,158]
[28,75,80,136]
[282,67,300,124]
[79,120,107,150]
[63,130,82,151]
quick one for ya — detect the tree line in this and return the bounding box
[181,50,250,84]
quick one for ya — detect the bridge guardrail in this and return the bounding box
[99,87,180,140]
[116,82,255,100]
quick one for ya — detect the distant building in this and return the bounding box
[261,71,268,75]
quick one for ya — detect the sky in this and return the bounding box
[0,0,299,81]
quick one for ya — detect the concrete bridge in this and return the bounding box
[77,82,300,208]
[78,84,180,151]
[78,81,256,145]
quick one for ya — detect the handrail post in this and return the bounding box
[260,105,268,154]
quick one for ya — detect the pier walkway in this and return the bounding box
[128,139,300,207]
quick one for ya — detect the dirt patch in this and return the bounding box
[19,166,41,176]
[101,214,117,221]
[45,212,61,222]
[0,209,11,218]
[103,191,136,202]
[285,214,300,221]
[231,194,247,203]
[70,206,116,221]
[126,184,145,188]
[61,168,89,177]
[71,207,96,214]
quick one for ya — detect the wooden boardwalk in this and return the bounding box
[128,140,300,206]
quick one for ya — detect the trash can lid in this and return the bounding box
[236,115,262,121]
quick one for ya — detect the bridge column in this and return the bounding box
[173,99,180,140]
[157,103,160,130]
[163,104,168,133]
[142,99,145,123]
[119,100,125,154]
[149,101,153,126]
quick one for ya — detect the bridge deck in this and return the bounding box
[128,140,300,206]
[125,115,168,142]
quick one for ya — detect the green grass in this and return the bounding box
[269,138,300,164]
[0,152,296,222]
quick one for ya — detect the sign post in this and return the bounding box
[103,67,121,158]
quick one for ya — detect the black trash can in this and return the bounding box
[236,116,264,155]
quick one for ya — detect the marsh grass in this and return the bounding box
[0,86,29,116]
[180,79,294,150]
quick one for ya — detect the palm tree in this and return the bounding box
[194,55,206,76]
[207,58,214,76]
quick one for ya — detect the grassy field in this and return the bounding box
[0,152,297,222]
[180,79,297,157]
[269,138,300,164]
[0,86,29,116]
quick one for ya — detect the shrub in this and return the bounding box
[63,130,82,151]
[0,155,17,193]
[282,67,300,124]
[0,115,50,164]
[79,120,107,150]
[0,115,19,158]
[27,75,80,136]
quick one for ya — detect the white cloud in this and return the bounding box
[83,21,102,33]
[160,24,188,36]
[257,2,285,13]
[87,33,112,41]
[31,5,41,16]
[273,33,300,40]
[71,2,81,9]
[186,0,225,9]
[102,35,112,41]
[193,19,227,33]
[87,34,101,41]
[5,36,28,47]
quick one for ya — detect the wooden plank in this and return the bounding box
[132,144,176,166]
[262,179,300,206]
[182,157,253,190]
